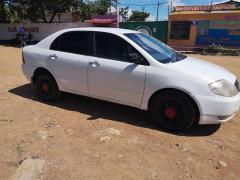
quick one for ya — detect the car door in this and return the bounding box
[48,31,92,94]
[88,32,147,107]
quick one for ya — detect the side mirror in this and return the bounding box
[129,53,143,64]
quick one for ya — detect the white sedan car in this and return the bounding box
[22,27,240,131]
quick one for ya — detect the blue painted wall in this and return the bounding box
[196,20,240,47]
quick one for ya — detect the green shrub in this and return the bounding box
[201,44,240,56]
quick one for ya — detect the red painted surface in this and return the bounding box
[165,108,177,119]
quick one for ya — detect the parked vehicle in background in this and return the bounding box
[21,27,240,131]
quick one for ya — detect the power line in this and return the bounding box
[118,2,169,7]
[118,0,222,7]
[118,3,157,7]
[118,1,170,21]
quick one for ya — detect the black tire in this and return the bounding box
[149,90,198,131]
[34,73,60,102]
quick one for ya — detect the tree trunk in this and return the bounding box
[40,2,47,23]
[48,11,57,23]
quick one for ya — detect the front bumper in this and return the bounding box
[194,93,240,124]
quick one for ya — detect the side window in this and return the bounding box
[50,31,91,55]
[95,32,147,65]
[50,36,60,50]
[95,32,128,61]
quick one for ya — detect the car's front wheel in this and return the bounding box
[149,90,199,131]
[34,73,60,102]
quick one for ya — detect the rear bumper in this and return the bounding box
[194,93,240,124]
[22,64,34,82]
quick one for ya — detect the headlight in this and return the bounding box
[209,79,238,97]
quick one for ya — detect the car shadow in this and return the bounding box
[9,84,221,137]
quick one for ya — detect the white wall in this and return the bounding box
[44,12,73,23]
[0,22,92,41]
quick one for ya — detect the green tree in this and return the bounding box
[70,0,115,22]
[5,0,116,23]
[94,0,113,15]
[128,10,150,22]
[6,0,81,23]
[119,6,129,22]
[0,0,6,22]
[75,1,95,22]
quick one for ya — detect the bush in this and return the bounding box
[201,43,240,56]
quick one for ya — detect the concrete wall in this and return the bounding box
[168,11,240,47]
[0,22,91,41]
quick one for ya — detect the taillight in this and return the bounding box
[22,51,25,64]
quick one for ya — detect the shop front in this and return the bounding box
[168,0,240,49]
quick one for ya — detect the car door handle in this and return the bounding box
[49,54,57,60]
[89,61,100,67]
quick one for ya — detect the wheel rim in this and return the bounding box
[42,83,49,92]
[37,78,53,98]
[158,100,185,128]
[165,108,176,119]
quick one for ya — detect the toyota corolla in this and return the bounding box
[22,27,240,131]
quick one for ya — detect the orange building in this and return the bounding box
[168,0,240,49]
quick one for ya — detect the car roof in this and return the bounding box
[36,27,140,49]
[60,27,139,35]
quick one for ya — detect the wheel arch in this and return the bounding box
[32,67,60,88]
[147,88,201,122]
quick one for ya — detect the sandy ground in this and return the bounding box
[0,45,240,180]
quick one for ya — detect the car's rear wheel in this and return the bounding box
[34,73,60,101]
[149,90,198,131]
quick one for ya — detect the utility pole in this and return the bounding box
[116,0,119,28]
[168,4,170,15]
[210,1,213,12]
[156,2,160,21]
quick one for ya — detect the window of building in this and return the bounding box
[170,21,192,40]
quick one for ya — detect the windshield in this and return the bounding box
[124,33,186,64]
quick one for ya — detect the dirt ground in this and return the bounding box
[0,45,240,180]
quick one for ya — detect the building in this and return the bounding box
[168,0,240,49]
[85,15,117,27]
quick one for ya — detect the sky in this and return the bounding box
[117,0,240,20]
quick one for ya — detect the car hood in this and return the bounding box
[168,56,236,83]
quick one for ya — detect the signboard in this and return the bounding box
[7,26,39,33]
[0,22,91,41]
